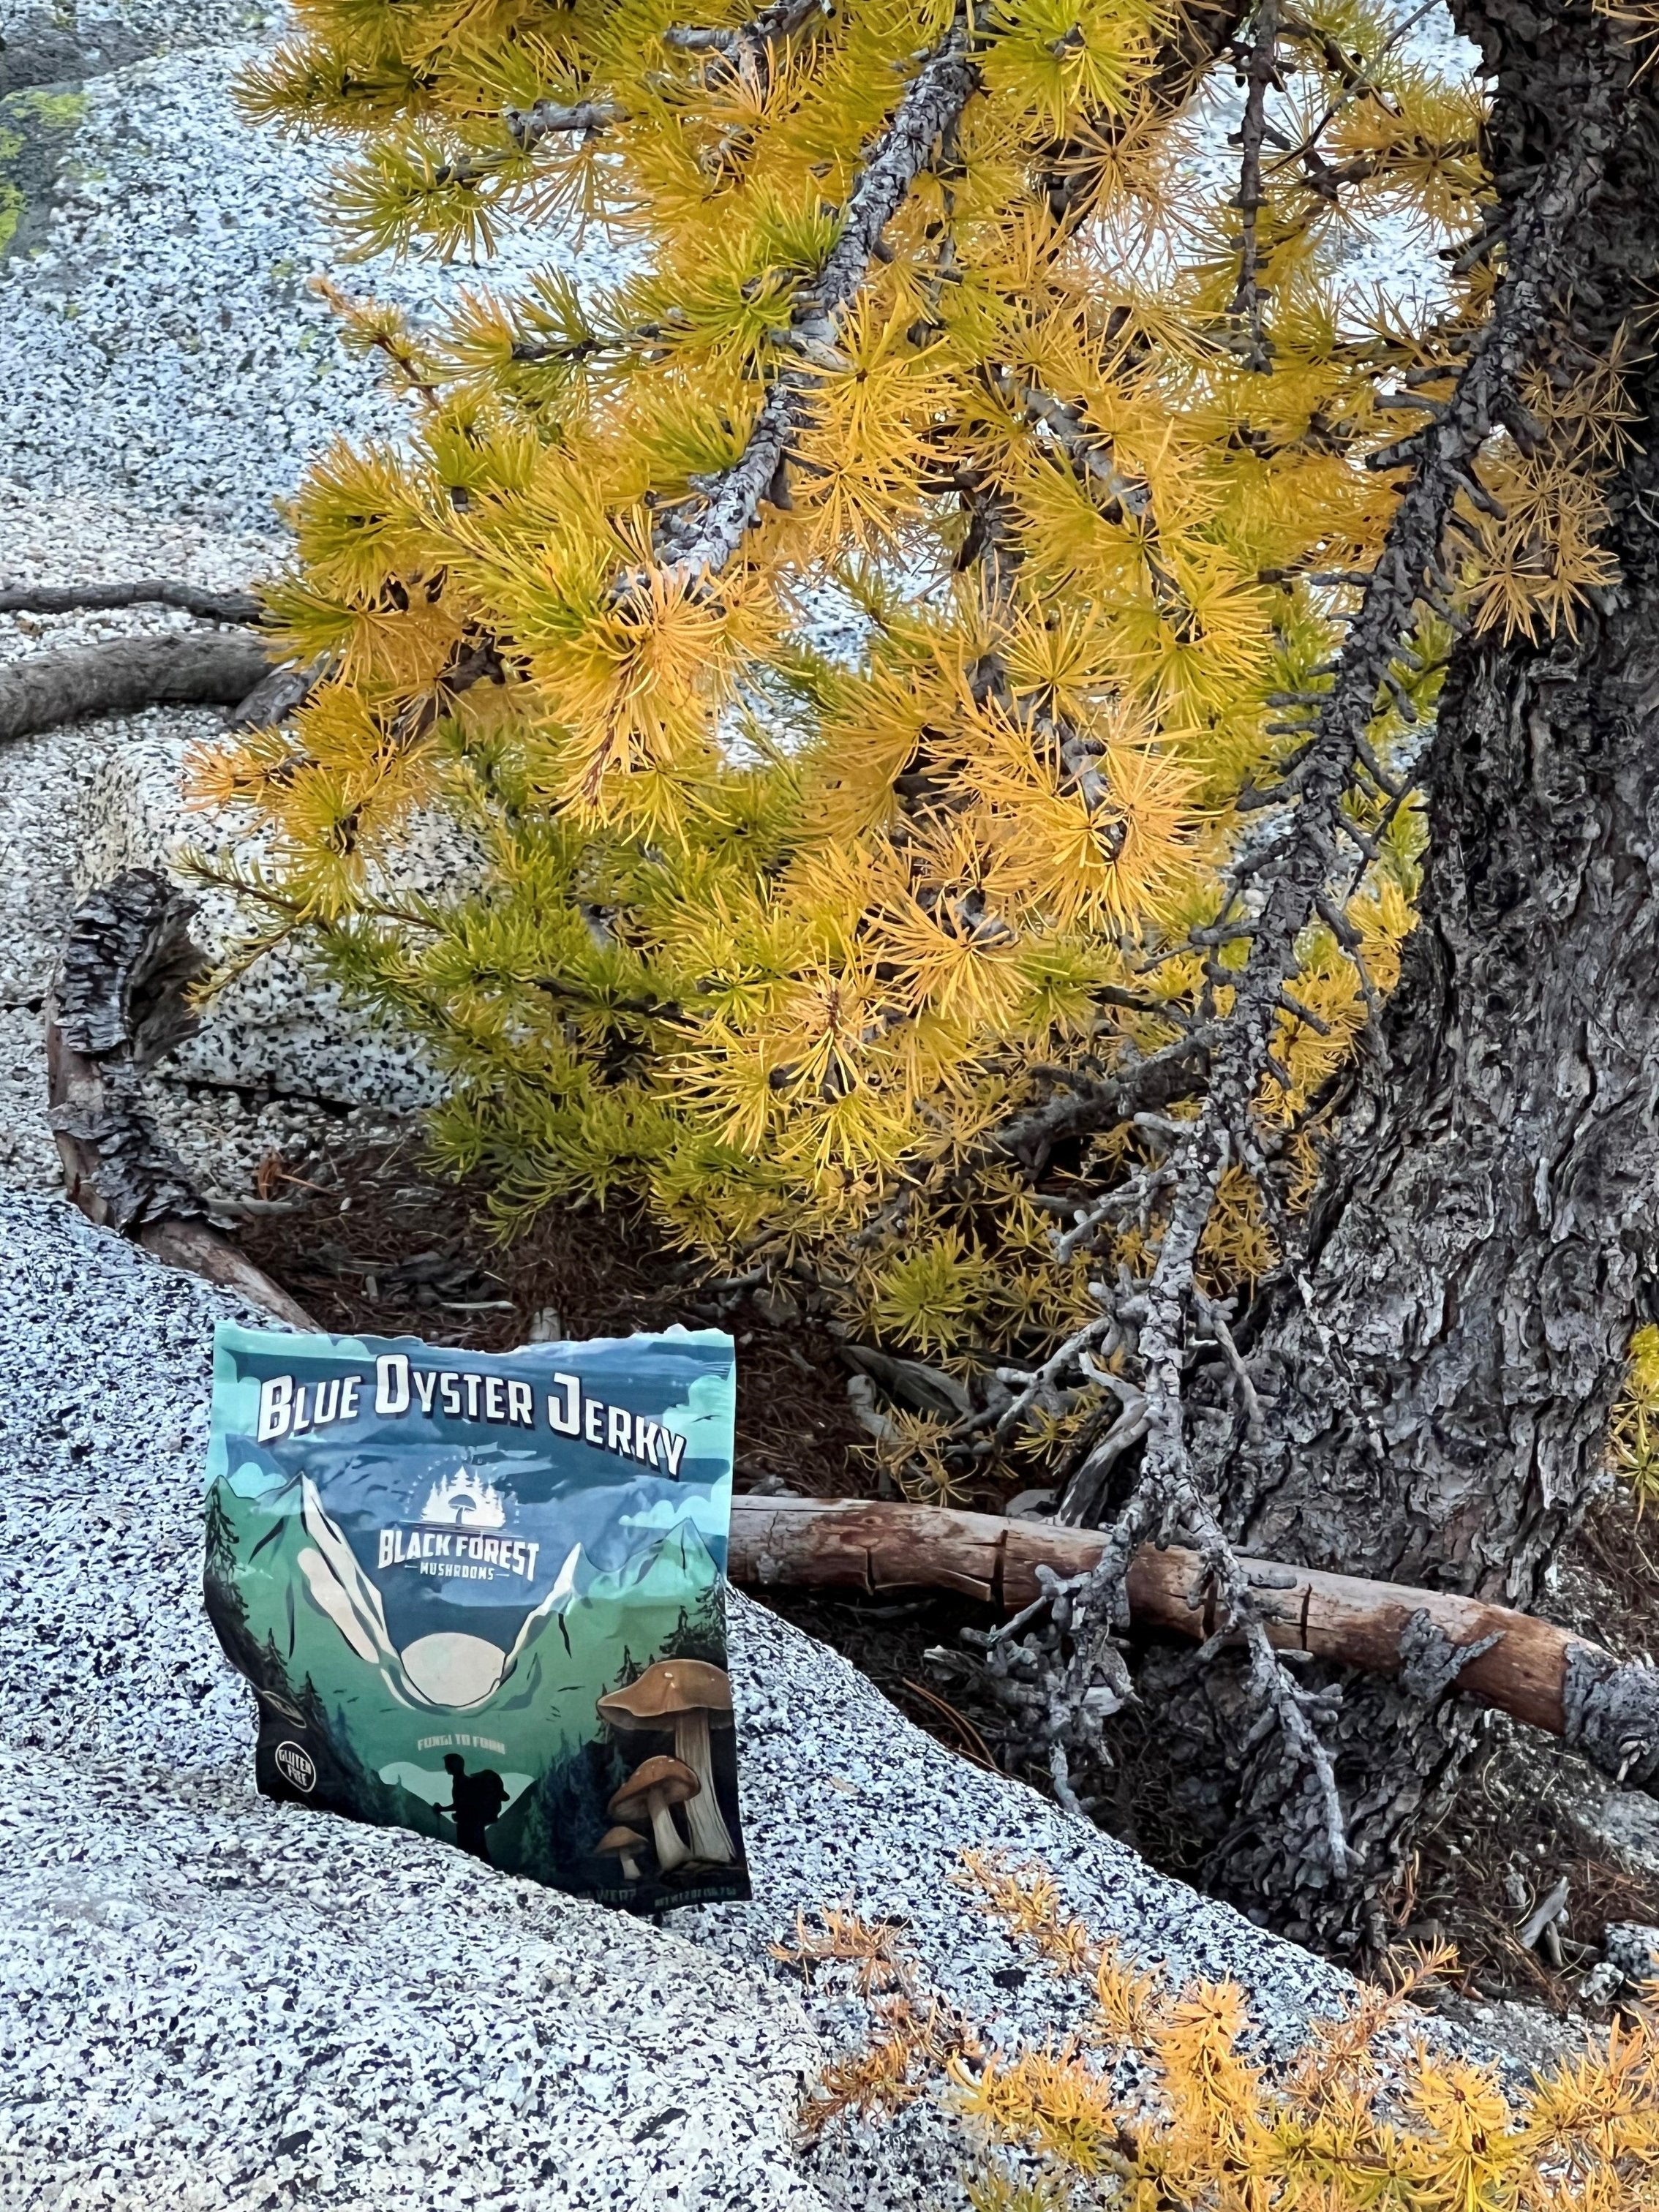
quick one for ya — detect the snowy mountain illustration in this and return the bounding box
[296,1475,572,1709]
[211,1447,725,1846]
[420,1470,506,1529]
[259,1472,718,1726]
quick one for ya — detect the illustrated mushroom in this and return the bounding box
[608,1755,700,1874]
[598,1659,737,1865]
[595,1824,649,1882]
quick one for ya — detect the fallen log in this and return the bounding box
[0,633,273,745]
[729,1494,1659,1789]
[46,870,316,1331]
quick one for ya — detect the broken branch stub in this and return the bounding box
[55,870,210,1069]
[45,870,316,1331]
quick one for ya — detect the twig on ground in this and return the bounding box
[0,579,263,625]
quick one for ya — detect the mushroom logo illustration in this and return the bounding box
[595,1825,649,1883]
[597,1659,737,1865]
[421,1470,506,1530]
[607,1756,700,1874]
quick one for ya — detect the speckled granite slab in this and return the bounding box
[0,1190,1357,2208]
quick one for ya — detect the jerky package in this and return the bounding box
[203,1320,749,1911]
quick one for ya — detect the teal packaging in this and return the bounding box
[204,1320,748,1911]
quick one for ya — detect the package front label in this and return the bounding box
[204,1320,748,1911]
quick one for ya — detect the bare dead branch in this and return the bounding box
[0,579,263,625]
[0,634,273,745]
[729,1495,1659,1790]
[226,655,326,732]
[989,1026,1217,1166]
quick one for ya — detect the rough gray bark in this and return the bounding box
[47,871,316,1330]
[1161,0,1659,1952]
[225,655,326,731]
[0,633,271,742]
[663,0,825,65]
[55,869,208,1070]
[0,579,262,624]
[1235,614,1659,1596]
[963,1,1634,1905]
[628,18,979,591]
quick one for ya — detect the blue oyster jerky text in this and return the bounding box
[204,1321,748,1911]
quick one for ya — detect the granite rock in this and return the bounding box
[0,27,621,535]
[3,1750,827,2212]
[0,1187,1371,2207]
[76,719,463,1112]
[1571,1788,1659,1885]
[0,0,624,1190]
[1427,1990,1600,2073]
[0,1189,828,2211]
[1603,1922,1659,1991]
[0,513,432,1193]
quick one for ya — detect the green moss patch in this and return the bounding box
[0,84,87,263]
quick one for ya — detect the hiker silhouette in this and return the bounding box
[441,1753,508,1862]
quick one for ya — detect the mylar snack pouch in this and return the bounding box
[204,1320,749,1911]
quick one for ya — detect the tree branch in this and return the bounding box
[0,579,263,625]
[627,20,979,592]
[988,369,1191,623]
[1039,0,1251,225]
[729,1495,1659,1790]
[0,634,274,745]
[503,98,623,153]
[1228,0,1279,372]
[990,1026,1217,1167]
[664,0,827,72]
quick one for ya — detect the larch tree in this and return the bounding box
[184,0,1659,1951]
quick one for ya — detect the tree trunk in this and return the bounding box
[1161,0,1659,1953]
